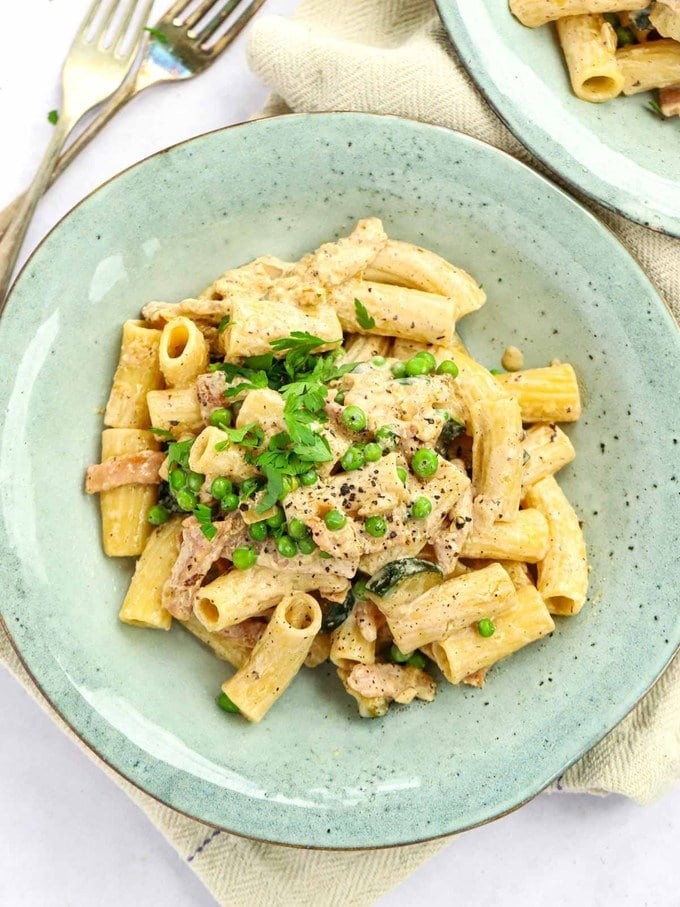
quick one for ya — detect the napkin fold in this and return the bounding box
[2,2,679,905]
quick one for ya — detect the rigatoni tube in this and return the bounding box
[99,428,159,557]
[556,15,623,102]
[158,316,209,388]
[523,476,588,615]
[119,518,182,629]
[104,320,163,429]
[221,593,322,722]
[430,585,555,684]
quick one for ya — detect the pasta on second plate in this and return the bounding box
[85,217,588,723]
[510,1,680,116]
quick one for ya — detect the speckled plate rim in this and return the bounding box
[0,112,678,850]
[435,0,680,240]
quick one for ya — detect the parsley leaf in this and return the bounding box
[167,438,194,469]
[144,26,169,43]
[354,298,375,330]
[257,467,285,513]
[149,427,174,440]
[244,352,274,371]
[214,422,265,452]
[240,477,263,501]
[647,99,665,119]
[47,110,59,125]
[217,314,231,332]
[193,502,217,540]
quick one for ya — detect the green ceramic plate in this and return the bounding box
[436,0,680,237]
[0,114,678,848]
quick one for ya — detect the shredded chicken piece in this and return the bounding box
[355,599,384,642]
[85,451,165,494]
[347,663,436,704]
[463,668,488,688]
[433,483,474,575]
[162,514,250,619]
[218,618,267,648]
[267,218,388,306]
[196,372,227,421]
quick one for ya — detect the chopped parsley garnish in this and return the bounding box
[214,422,265,451]
[217,314,231,332]
[167,438,194,469]
[194,503,217,540]
[647,99,665,119]
[149,427,174,440]
[144,26,169,43]
[354,298,375,330]
[47,110,59,125]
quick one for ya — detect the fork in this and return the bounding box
[0,0,268,245]
[0,0,153,308]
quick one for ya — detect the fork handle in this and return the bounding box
[0,78,137,247]
[0,119,74,310]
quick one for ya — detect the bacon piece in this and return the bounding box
[85,451,165,494]
[346,663,436,705]
[659,86,680,117]
[162,514,249,619]
[463,668,489,688]
[218,618,267,648]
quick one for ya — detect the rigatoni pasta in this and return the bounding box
[86,218,587,722]
[511,1,680,119]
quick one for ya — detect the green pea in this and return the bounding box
[147,504,169,526]
[324,509,347,531]
[405,355,430,377]
[375,426,397,451]
[210,407,232,428]
[411,448,439,478]
[176,489,198,512]
[436,359,459,378]
[353,577,368,600]
[232,546,257,570]
[216,692,240,713]
[372,356,386,366]
[397,466,408,485]
[478,618,495,638]
[210,476,232,500]
[277,534,297,558]
[187,470,204,492]
[169,468,187,491]
[342,405,368,432]
[287,518,309,540]
[406,652,427,669]
[365,515,387,537]
[249,521,269,542]
[341,446,365,472]
[334,390,346,405]
[411,496,432,519]
[363,442,382,463]
[266,506,286,530]
[415,351,437,372]
[300,469,318,487]
[389,644,411,664]
[390,361,407,378]
[278,475,300,501]
[297,536,318,555]
[220,492,239,513]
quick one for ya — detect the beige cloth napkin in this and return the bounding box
[2,2,679,904]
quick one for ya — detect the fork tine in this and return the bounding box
[114,0,153,56]
[204,0,267,54]
[192,0,239,40]
[157,0,196,26]
[75,0,107,39]
[183,0,223,29]
[92,0,123,44]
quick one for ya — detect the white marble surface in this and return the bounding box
[0,2,678,905]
